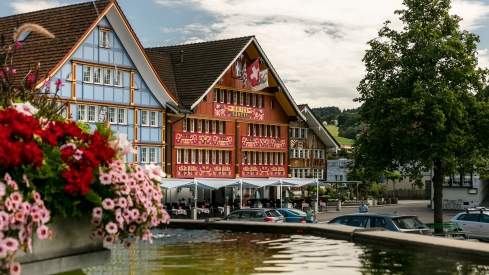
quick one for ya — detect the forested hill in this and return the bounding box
[312,107,360,140]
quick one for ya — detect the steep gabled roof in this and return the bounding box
[0,0,178,106]
[299,104,340,152]
[146,36,254,109]
[0,0,112,82]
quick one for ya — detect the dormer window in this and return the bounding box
[99,29,110,48]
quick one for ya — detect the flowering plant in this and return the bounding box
[0,23,170,274]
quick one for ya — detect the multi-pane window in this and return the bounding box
[113,70,122,86]
[83,66,92,83]
[78,105,87,121]
[93,67,102,84]
[176,149,182,164]
[150,112,158,127]
[141,110,149,126]
[251,94,257,107]
[117,109,127,124]
[191,149,196,164]
[87,106,97,122]
[141,147,148,163]
[204,120,210,133]
[100,29,110,48]
[108,107,116,123]
[233,92,238,105]
[149,148,157,163]
[219,90,225,103]
[227,91,232,104]
[257,95,263,108]
[197,119,203,133]
[103,68,112,85]
[183,119,188,132]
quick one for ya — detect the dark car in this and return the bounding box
[276,208,314,223]
[328,213,432,235]
[225,208,284,223]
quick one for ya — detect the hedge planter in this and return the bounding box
[17,217,110,275]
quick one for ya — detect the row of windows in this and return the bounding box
[290,149,325,159]
[140,110,159,127]
[291,168,324,179]
[78,105,127,124]
[183,118,226,134]
[242,151,285,166]
[176,149,231,165]
[82,65,123,87]
[247,124,281,138]
[140,147,159,164]
[213,88,264,108]
[290,127,308,139]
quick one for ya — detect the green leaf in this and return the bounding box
[85,190,102,205]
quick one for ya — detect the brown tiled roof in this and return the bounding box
[146,36,253,109]
[0,0,111,84]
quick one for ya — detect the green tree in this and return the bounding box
[354,0,487,230]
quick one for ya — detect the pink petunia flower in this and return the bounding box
[102,198,115,210]
[99,173,112,185]
[36,225,50,240]
[105,222,118,235]
[3,238,19,252]
[9,262,21,275]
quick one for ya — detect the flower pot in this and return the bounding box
[17,216,110,275]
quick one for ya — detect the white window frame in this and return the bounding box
[103,68,112,85]
[87,105,97,122]
[141,110,149,126]
[113,70,122,87]
[117,108,127,125]
[99,29,110,48]
[149,148,157,163]
[93,67,102,84]
[108,107,116,124]
[83,66,92,83]
[150,112,158,127]
[77,105,87,121]
[140,147,148,163]
[176,149,182,164]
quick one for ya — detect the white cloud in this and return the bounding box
[11,0,61,13]
[154,0,489,109]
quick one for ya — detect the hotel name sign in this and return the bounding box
[175,164,233,178]
[214,103,264,121]
[174,132,233,148]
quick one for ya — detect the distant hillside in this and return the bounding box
[313,106,360,140]
[325,125,354,146]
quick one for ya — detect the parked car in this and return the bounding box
[276,208,314,223]
[224,208,284,223]
[451,208,489,241]
[328,213,432,234]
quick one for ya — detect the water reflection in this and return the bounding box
[80,229,489,275]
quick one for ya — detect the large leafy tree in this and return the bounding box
[354,0,487,228]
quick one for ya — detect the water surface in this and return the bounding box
[78,228,489,275]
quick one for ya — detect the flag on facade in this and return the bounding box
[246,59,260,87]
[252,69,269,91]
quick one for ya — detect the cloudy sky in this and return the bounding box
[2,0,489,109]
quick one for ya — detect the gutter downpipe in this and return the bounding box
[193,179,198,220]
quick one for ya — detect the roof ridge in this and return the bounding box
[0,0,110,20]
[146,35,254,50]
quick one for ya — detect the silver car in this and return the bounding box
[225,208,284,223]
[451,208,489,241]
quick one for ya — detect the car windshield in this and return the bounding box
[393,217,426,229]
[266,210,282,217]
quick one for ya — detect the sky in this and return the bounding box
[2,0,489,109]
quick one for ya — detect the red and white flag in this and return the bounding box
[246,59,260,87]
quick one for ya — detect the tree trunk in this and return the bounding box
[432,159,444,233]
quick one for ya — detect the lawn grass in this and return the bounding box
[325,125,354,146]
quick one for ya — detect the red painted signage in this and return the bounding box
[240,165,287,178]
[241,136,287,150]
[174,132,233,148]
[214,103,264,121]
[175,164,233,178]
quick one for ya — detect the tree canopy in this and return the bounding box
[354,0,488,226]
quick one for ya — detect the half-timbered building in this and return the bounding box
[0,0,178,170]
